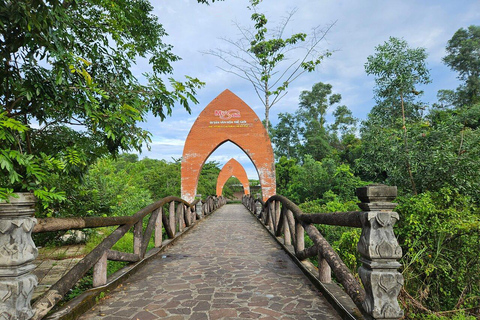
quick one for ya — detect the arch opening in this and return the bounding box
[221,176,245,200]
[216,158,251,198]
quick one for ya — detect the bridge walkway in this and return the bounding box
[79,204,341,320]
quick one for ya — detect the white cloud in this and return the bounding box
[135,0,479,168]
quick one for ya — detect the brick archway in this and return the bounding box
[216,158,250,197]
[181,89,276,202]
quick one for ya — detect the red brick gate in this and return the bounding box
[216,158,250,197]
[181,89,276,202]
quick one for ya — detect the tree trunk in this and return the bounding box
[400,92,417,195]
[265,95,270,134]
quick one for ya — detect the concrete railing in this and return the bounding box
[243,184,403,320]
[0,194,225,320]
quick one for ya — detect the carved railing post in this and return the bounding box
[195,195,203,219]
[255,200,262,216]
[356,184,404,320]
[0,193,38,320]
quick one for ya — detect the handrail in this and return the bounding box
[243,184,404,320]
[31,195,226,320]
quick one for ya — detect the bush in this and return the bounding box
[396,187,480,315]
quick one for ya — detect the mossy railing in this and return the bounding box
[242,185,403,320]
[28,195,225,320]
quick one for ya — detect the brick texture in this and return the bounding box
[181,89,275,202]
[216,158,250,197]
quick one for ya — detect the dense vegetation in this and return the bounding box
[271,30,480,319]
[0,0,209,204]
[1,0,479,318]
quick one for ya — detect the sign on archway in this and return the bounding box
[181,89,276,202]
[216,158,250,197]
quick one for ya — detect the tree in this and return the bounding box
[271,113,301,159]
[330,105,357,139]
[0,0,207,202]
[296,82,342,161]
[197,161,221,197]
[364,37,431,194]
[271,82,353,162]
[443,25,480,107]
[205,0,334,133]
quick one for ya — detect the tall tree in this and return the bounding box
[296,82,342,161]
[0,0,207,201]
[271,113,301,160]
[330,105,357,139]
[443,25,480,107]
[271,82,352,162]
[364,37,431,194]
[205,0,334,133]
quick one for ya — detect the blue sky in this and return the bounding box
[135,0,480,179]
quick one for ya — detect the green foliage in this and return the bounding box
[222,176,242,200]
[300,199,361,272]
[271,113,301,160]
[197,161,221,197]
[0,112,67,204]
[35,154,221,219]
[358,102,480,201]
[0,0,204,202]
[443,25,480,106]
[277,155,368,204]
[406,311,477,320]
[396,188,480,312]
[365,37,431,125]
[272,82,357,163]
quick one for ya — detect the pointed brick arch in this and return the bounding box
[216,158,250,197]
[181,89,276,202]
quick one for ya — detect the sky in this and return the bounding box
[135,0,480,179]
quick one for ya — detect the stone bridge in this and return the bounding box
[0,90,403,319]
[1,185,403,320]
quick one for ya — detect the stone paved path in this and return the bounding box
[33,245,85,300]
[79,204,341,320]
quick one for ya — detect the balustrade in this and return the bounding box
[242,184,403,320]
[0,194,224,320]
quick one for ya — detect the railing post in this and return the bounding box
[0,193,38,320]
[318,251,331,283]
[283,207,291,246]
[274,201,281,232]
[93,252,107,287]
[155,207,163,247]
[183,204,190,227]
[169,201,176,236]
[133,221,142,256]
[356,184,404,320]
[195,195,203,219]
[268,201,275,231]
[295,221,304,254]
[255,200,262,216]
[176,203,184,232]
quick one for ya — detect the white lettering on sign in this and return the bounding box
[214,109,241,120]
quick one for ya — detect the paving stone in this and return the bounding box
[209,308,238,319]
[130,310,157,320]
[78,204,341,319]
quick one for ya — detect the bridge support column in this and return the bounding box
[356,185,404,320]
[0,193,38,320]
